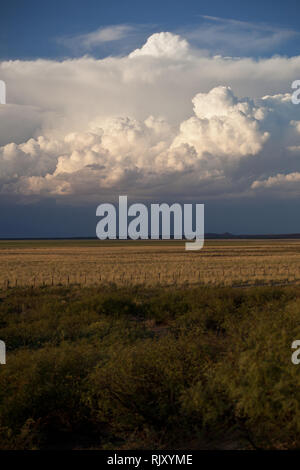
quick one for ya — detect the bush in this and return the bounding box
[0,284,300,449]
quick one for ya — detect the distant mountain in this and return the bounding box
[205,233,300,239]
[2,233,300,240]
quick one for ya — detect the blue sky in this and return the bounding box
[2,0,300,60]
[1,0,300,236]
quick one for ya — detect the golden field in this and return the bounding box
[1,238,300,288]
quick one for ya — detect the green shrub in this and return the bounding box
[0,284,300,449]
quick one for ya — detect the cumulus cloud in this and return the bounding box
[129,32,190,58]
[1,32,300,202]
[172,86,269,158]
[251,173,300,193]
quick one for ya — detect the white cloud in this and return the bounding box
[172,86,269,158]
[0,104,45,146]
[62,25,135,51]
[1,32,300,202]
[82,25,134,46]
[252,172,300,191]
[129,32,190,58]
[185,15,298,55]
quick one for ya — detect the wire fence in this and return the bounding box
[2,266,300,290]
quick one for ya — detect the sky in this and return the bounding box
[1,0,300,236]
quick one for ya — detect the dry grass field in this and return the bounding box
[1,238,300,288]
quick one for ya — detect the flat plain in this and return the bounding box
[1,238,300,288]
[1,239,300,449]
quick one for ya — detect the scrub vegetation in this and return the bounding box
[0,283,299,450]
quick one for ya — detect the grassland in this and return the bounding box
[1,239,300,288]
[1,239,300,450]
